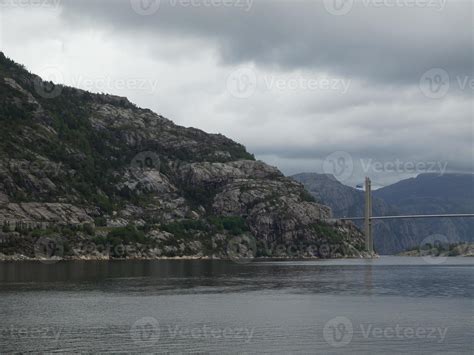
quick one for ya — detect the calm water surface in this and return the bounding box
[0,257,473,353]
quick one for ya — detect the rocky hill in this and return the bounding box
[292,173,474,254]
[0,53,370,261]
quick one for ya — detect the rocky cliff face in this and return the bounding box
[0,53,370,260]
[292,173,474,254]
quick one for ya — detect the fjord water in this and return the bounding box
[0,257,472,353]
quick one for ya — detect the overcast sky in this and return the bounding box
[0,0,472,187]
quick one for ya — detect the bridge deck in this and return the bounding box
[340,214,474,221]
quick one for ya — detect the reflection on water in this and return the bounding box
[1,257,472,298]
[0,257,472,353]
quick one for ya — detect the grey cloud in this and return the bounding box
[59,0,473,86]
[2,0,471,186]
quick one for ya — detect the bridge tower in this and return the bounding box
[364,177,373,253]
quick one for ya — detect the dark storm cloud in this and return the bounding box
[3,0,470,185]
[59,0,472,85]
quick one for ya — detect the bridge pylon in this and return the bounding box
[338,178,474,254]
[364,177,373,253]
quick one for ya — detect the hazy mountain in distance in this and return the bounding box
[292,173,474,254]
[374,173,474,208]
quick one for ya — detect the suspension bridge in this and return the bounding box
[340,177,474,253]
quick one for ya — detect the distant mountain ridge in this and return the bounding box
[292,173,474,254]
[375,173,474,207]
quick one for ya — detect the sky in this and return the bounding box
[0,0,472,188]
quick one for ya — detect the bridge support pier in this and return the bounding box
[364,177,373,253]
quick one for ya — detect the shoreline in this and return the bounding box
[397,244,474,258]
[0,254,379,262]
